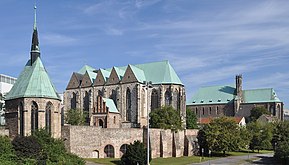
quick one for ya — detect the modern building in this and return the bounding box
[64,60,186,129]
[0,74,17,125]
[187,75,283,121]
[4,6,61,138]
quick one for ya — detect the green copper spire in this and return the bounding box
[30,3,40,65]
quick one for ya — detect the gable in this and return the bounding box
[107,67,121,85]
[81,72,93,88]
[94,69,106,86]
[121,65,138,84]
[66,72,83,89]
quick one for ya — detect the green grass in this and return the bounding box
[85,150,273,165]
[85,156,216,165]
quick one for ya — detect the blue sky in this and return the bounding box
[0,0,289,107]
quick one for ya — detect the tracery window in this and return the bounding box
[19,102,24,136]
[126,88,132,122]
[31,101,38,133]
[45,102,53,134]
[151,89,159,110]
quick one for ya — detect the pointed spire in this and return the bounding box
[30,3,40,65]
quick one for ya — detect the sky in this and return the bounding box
[0,0,289,107]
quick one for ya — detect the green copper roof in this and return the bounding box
[100,69,110,81]
[78,65,95,75]
[6,58,60,100]
[129,64,146,83]
[135,60,183,85]
[103,98,119,113]
[77,60,183,85]
[187,85,235,105]
[86,70,97,83]
[243,88,281,103]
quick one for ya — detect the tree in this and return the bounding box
[249,107,270,122]
[197,117,244,156]
[0,136,17,164]
[272,121,289,163]
[121,140,150,165]
[186,108,198,129]
[150,106,182,131]
[246,121,273,152]
[65,109,85,125]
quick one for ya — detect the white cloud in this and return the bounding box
[42,33,77,46]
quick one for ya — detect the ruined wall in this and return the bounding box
[62,126,198,159]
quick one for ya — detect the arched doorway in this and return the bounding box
[99,119,104,128]
[104,145,115,158]
[92,150,99,158]
[120,144,129,157]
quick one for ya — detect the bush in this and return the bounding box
[12,136,43,160]
[121,140,150,165]
[0,136,17,164]
[65,109,85,125]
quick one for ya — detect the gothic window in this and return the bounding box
[216,106,219,115]
[120,144,129,156]
[71,92,77,109]
[176,90,181,111]
[195,107,198,114]
[151,89,159,110]
[270,105,274,115]
[83,91,90,112]
[202,107,205,116]
[113,116,116,124]
[45,102,53,134]
[141,89,145,117]
[31,101,38,133]
[276,104,281,117]
[209,107,212,115]
[19,102,24,136]
[126,88,132,122]
[97,90,103,113]
[165,90,171,106]
[110,89,117,108]
[104,145,115,158]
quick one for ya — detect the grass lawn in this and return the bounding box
[85,150,273,165]
[85,156,215,165]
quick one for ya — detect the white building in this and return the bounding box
[0,74,17,125]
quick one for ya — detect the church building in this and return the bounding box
[5,6,62,138]
[187,75,283,121]
[64,61,186,128]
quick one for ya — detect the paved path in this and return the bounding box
[191,153,279,165]
[86,161,103,165]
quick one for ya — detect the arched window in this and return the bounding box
[71,92,77,109]
[104,145,115,158]
[99,119,104,128]
[151,89,159,110]
[202,107,205,115]
[126,88,132,122]
[45,102,53,134]
[270,105,274,115]
[110,89,117,108]
[209,107,212,115]
[120,144,129,156]
[97,90,103,113]
[195,107,198,114]
[113,116,116,124]
[141,89,145,117]
[176,90,181,111]
[31,101,38,133]
[83,91,90,112]
[216,106,219,115]
[19,102,24,136]
[165,90,171,106]
[276,104,281,117]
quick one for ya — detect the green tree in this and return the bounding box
[198,117,243,156]
[249,107,270,122]
[246,122,273,152]
[32,129,85,164]
[121,140,150,165]
[0,136,17,164]
[65,109,85,125]
[272,121,289,163]
[150,106,182,131]
[186,108,198,129]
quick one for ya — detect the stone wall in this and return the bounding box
[62,125,198,159]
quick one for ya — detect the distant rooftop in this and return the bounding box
[0,74,17,85]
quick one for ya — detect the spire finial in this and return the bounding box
[34,2,37,30]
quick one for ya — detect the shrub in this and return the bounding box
[121,140,150,165]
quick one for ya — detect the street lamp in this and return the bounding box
[143,81,152,165]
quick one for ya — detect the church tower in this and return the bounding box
[5,5,62,138]
[234,74,243,115]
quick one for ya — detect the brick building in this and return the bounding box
[4,7,61,138]
[187,75,283,120]
[64,60,186,128]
